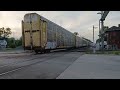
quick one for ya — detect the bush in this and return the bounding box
[9,44,16,48]
[6,37,22,48]
[114,51,120,55]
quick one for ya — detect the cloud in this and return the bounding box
[0,11,119,42]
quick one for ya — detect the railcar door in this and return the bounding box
[40,20,47,48]
[23,14,32,49]
[23,13,41,50]
[31,14,41,48]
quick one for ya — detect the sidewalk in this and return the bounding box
[57,54,120,79]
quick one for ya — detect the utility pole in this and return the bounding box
[99,20,101,50]
[101,18,104,52]
[93,25,97,53]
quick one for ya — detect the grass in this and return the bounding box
[85,50,120,55]
[0,48,15,52]
[108,51,120,55]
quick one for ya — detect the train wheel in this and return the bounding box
[40,51,43,54]
[35,50,38,54]
[47,50,50,53]
[44,50,46,53]
[45,49,50,53]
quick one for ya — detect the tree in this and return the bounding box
[15,37,22,47]
[96,38,102,43]
[0,27,12,38]
[6,37,16,48]
[4,28,12,38]
[0,27,4,37]
[6,36,22,48]
[74,32,79,36]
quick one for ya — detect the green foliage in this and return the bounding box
[114,52,119,55]
[4,28,12,38]
[0,27,22,49]
[96,38,102,43]
[9,43,16,48]
[6,37,22,48]
[104,26,109,32]
[112,51,120,55]
[74,32,79,36]
[6,37,15,48]
[0,27,4,37]
[15,37,22,47]
[0,27,12,38]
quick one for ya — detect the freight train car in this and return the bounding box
[22,13,90,53]
[82,38,93,47]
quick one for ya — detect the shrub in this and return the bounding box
[114,51,119,55]
[9,44,16,48]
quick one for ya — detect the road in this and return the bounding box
[57,54,120,79]
[0,50,83,79]
[1,49,120,79]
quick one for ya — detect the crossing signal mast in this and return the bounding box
[97,11,109,52]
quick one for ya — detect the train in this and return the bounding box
[22,13,92,53]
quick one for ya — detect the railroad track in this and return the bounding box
[0,50,69,66]
[0,51,70,78]
[0,49,84,68]
[0,49,83,68]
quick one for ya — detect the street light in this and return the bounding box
[97,11,103,50]
[93,25,97,53]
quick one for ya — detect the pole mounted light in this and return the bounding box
[97,11,109,52]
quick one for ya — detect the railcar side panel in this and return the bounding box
[22,13,91,52]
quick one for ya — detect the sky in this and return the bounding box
[0,11,119,41]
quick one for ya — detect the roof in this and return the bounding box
[105,26,120,32]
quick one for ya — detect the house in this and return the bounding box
[105,24,120,50]
[0,39,7,48]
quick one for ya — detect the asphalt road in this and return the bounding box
[0,50,83,79]
[57,54,120,79]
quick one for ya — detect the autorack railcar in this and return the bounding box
[22,13,91,53]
